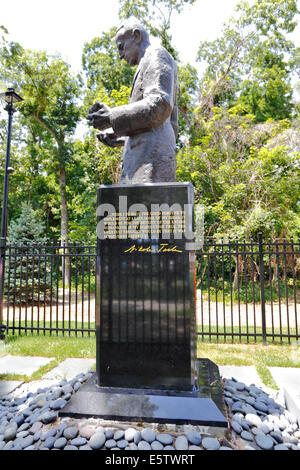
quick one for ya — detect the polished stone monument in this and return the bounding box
[96,182,197,391]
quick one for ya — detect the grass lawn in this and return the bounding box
[0,334,96,382]
[197,341,300,389]
[1,332,300,389]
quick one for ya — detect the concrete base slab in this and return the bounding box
[0,355,55,376]
[218,365,264,388]
[43,358,95,381]
[0,380,23,398]
[268,367,300,425]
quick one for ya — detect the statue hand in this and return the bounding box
[97,130,125,148]
[87,101,102,114]
[86,101,111,130]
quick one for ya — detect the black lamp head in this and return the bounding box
[0,88,24,106]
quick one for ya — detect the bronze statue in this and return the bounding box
[87,19,178,184]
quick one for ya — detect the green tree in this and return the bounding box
[69,86,131,243]
[197,0,299,121]
[176,106,300,240]
[0,43,81,246]
[0,112,60,238]
[119,0,197,58]
[7,202,47,245]
[82,27,134,108]
[5,203,51,303]
[177,63,199,143]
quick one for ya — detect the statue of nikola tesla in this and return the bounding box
[87,19,178,184]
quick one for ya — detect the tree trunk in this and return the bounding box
[272,256,279,283]
[59,165,70,287]
[233,255,243,291]
[31,115,72,288]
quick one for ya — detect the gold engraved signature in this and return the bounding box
[124,243,183,254]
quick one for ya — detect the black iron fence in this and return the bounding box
[1,241,96,337]
[0,235,299,343]
[197,234,299,344]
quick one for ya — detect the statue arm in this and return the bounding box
[97,130,125,147]
[110,52,176,137]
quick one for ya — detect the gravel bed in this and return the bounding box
[0,371,299,451]
[224,377,300,450]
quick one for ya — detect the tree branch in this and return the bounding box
[200,32,255,118]
[32,113,58,144]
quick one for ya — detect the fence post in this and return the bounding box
[0,237,8,340]
[258,232,267,345]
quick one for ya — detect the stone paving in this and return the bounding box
[0,381,23,397]
[268,367,300,426]
[43,358,96,381]
[218,366,264,388]
[0,355,54,376]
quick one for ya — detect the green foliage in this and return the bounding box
[0,45,81,147]
[177,63,199,143]
[82,27,134,109]
[119,0,197,58]
[0,0,299,247]
[238,62,294,123]
[5,203,51,303]
[0,42,83,244]
[185,0,300,239]
[7,203,46,245]
[65,86,131,243]
[177,106,300,239]
[197,0,299,121]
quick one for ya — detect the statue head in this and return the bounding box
[115,18,150,66]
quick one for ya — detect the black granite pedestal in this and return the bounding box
[60,183,227,427]
[59,359,227,426]
[96,183,197,391]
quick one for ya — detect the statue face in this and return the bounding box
[115,29,142,66]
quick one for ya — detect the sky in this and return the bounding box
[0,0,299,124]
[2,0,298,76]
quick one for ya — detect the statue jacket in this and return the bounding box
[109,44,178,183]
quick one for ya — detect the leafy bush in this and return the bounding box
[4,203,51,304]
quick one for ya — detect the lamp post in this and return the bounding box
[0,88,24,339]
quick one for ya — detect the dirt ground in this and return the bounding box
[3,289,299,330]
[196,292,299,328]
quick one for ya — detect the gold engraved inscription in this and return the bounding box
[102,210,185,239]
[124,243,183,254]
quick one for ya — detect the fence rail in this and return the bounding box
[0,236,299,343]
[197,235,299,344]
[1,241,96,337]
